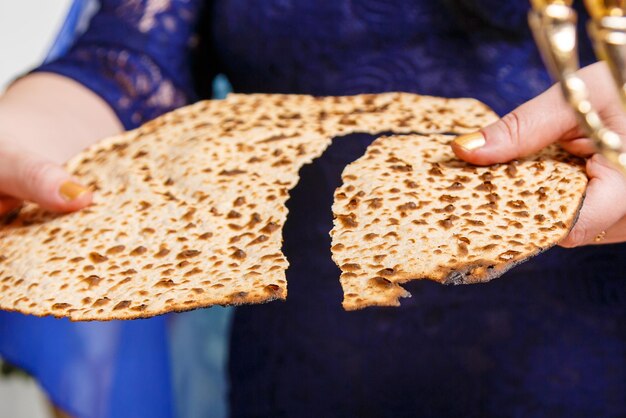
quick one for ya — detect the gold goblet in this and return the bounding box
[529,0,626,174]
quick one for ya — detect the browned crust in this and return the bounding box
[443,188,585,286]
[1,287,286,322]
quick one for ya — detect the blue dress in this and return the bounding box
[2,1,626,417]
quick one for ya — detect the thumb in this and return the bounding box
[451,83,579,165]
[0,143,92,212]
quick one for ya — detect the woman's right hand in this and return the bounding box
[452,62,626,247]
[0,138,91,215]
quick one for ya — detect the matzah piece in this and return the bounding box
[0,96,329,320]
[331,134,587,310]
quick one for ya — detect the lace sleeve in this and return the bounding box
[35,0,204,129]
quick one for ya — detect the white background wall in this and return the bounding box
[0,0,72,91]
[0,2,73,417]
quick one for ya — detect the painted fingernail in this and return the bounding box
[59,181,88,201]
[453,132,486,151]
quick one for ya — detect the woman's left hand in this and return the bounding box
[451,62,626,247]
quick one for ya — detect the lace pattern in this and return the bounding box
[37,0,202,129]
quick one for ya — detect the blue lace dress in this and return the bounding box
[1,1,626,417]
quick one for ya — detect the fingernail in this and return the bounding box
[59,181,88,201]
[453,132,486,151]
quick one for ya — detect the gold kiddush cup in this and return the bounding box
[529,0,626,174]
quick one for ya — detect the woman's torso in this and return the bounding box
[206,1,626,417]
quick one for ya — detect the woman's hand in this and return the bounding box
[452,62,626,247]
[0,138,91,214]
[0,72,123,216]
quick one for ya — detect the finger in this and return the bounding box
[0,143,92,212]
[451,85,579,165]
[559,138,596,157]
[0,196,22,215]
[452,62,620,165]
[560,154,626,247]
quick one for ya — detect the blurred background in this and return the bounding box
[0,0,71,89]
[0,2,72,417]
